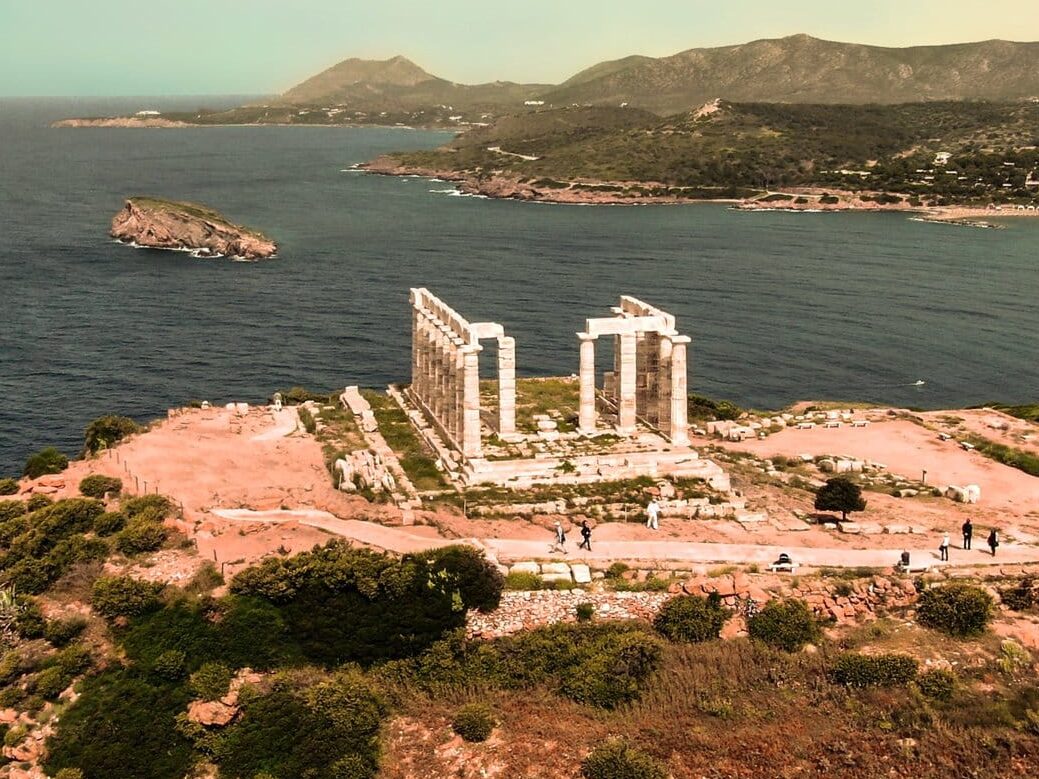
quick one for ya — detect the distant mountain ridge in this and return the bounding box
[277,34,1039,115]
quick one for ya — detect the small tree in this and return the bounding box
[23,447,69,479]
[653,594,728,643]
[814,477,866,521]
[83,416,140,455]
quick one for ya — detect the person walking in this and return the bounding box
[646,498,660,530]
[962,518,973,550]
[578,520,592,551]
[988,528,999,557]
[550,520,568,554]
[939,532,950,562]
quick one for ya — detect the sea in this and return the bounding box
[1,96,1037,475]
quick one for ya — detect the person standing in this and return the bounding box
[939,532,950,562]
[646,499,660,530]
[962,518,973,550]
[578,520,592,551]
[550,520,568,554]
[988,528,999,557]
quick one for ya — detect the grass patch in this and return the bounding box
[361,390,446,490]
[965,434,1039,478]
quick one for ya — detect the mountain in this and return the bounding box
[544,34,1039,113]
[278,54,547,112]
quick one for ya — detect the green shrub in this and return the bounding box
[54,769,84,779]
[5,558,58,594]
[23,447,69,479]
[999,578,1036,612]
[504,571,544,590]
[91,576,164,619]
[653,594,728,643]
[33,666,72,699]
[211,670,384,779]
[44,617,88,647]
[917,583,994,637]
[121,494,171,520]
[14,597,47,639]
[115,517,167,555]
[581,738,667,779]
[830,652,919,687]
[747,599,821,651]
[44,669,194,779]
[83,416,140,455]
[47,535,109,570]
[93,511,126,536]
[26,494,52,512]
[408,545,504,613]
[557,630,663,709]
[451,702,495,742]
[605,562,630,579]
[576,602,595,622]
[0,479,17,496]
[189,662,232,700]
[79,475,123,499]
[298,406,318,434]
[54,644,93,676]
[152,649,187,681]
[917,668,956,701]
[230,541,465,666]
[0,500,27,523]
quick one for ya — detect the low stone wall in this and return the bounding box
[467,590,671,638]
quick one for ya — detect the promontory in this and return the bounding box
[110,197,277,260]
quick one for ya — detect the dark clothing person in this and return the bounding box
[578,521,592,551]
[962,519,973,550]
[988,529,999,557]
[899,551,911,569]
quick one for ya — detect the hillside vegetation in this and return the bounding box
[383,101,1039,204]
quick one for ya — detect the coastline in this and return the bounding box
[361,156,1039,223]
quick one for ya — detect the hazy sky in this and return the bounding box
[4,0,1039,96]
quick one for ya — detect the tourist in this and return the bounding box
[578,520,592,551]
[899,550,911,571]
[988,528,999,557]
[646,498,660,530]
[550,520,568,554]
[962,518,973,550]
[939,532,950,562]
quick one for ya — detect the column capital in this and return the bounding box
[577,332,598,341]
[668,334,691,345]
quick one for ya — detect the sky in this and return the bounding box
[3,0,1039,96]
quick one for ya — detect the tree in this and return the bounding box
[814,477,866,521]
[23,447,69,479]
[83,416,140,455]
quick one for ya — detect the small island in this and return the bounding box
[110,197,277,260]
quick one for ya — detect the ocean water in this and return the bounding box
[1,97,1037,475]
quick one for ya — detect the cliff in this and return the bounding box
[110,198,277,260]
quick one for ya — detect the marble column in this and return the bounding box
[669,335,690,446]
[657,335,673,436]
[635,333,649,419]
[453,338,466,445]
[497,336,516,436]
[617,332,637,434]
[430,325,443,418]
[577,333,597,434]
[411,307,420,395]
[462,346,483,457]
[644,331,660,425]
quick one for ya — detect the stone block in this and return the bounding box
[510,561,540,575]
[884,524,911,534]
[571,564,592,584]
[540,562,571,576]
[838,522,861,534]
[540,572,572,584]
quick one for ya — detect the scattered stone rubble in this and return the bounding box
[186,668,264,728]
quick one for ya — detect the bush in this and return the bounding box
[33,665,72,699]
[44,617,88,647]
[121,494,171,519]
[409,545,504,613]
[189,662,233,700]
[581,738,667,779]
[504,571,544,590]
[5,559,58,594]
[653,594,728,643]
[0,500,27,523]
[451,702,495,742]
[1000,578,1036,612]
[54,769,84,779]
[44,669,194,779]
[115,517,167,555]
[26,494,52,512]
[917,583,994,637]
[917,668,956,701]
[830,652,919,687]
[79,475,122,499]
[576,602,595,622]
[747,599,821,651]
[91,576,164,619]
[83,416,140,455]
[605,562,630,579]
[297,406,318,434]
[210,670,384,779]
[23,447,69,479]
[93,511,126,536]
[557,630,663,709]
[152,650,187,681]
[0,479,17,496]
[14,597,47,639]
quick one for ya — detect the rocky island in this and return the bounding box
[110,197,277,260]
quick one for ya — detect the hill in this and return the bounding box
[369,101,1039,208]
[545,34,1039,113]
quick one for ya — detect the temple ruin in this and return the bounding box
[401,288,727,490]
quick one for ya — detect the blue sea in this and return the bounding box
[1,96,1037,474]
